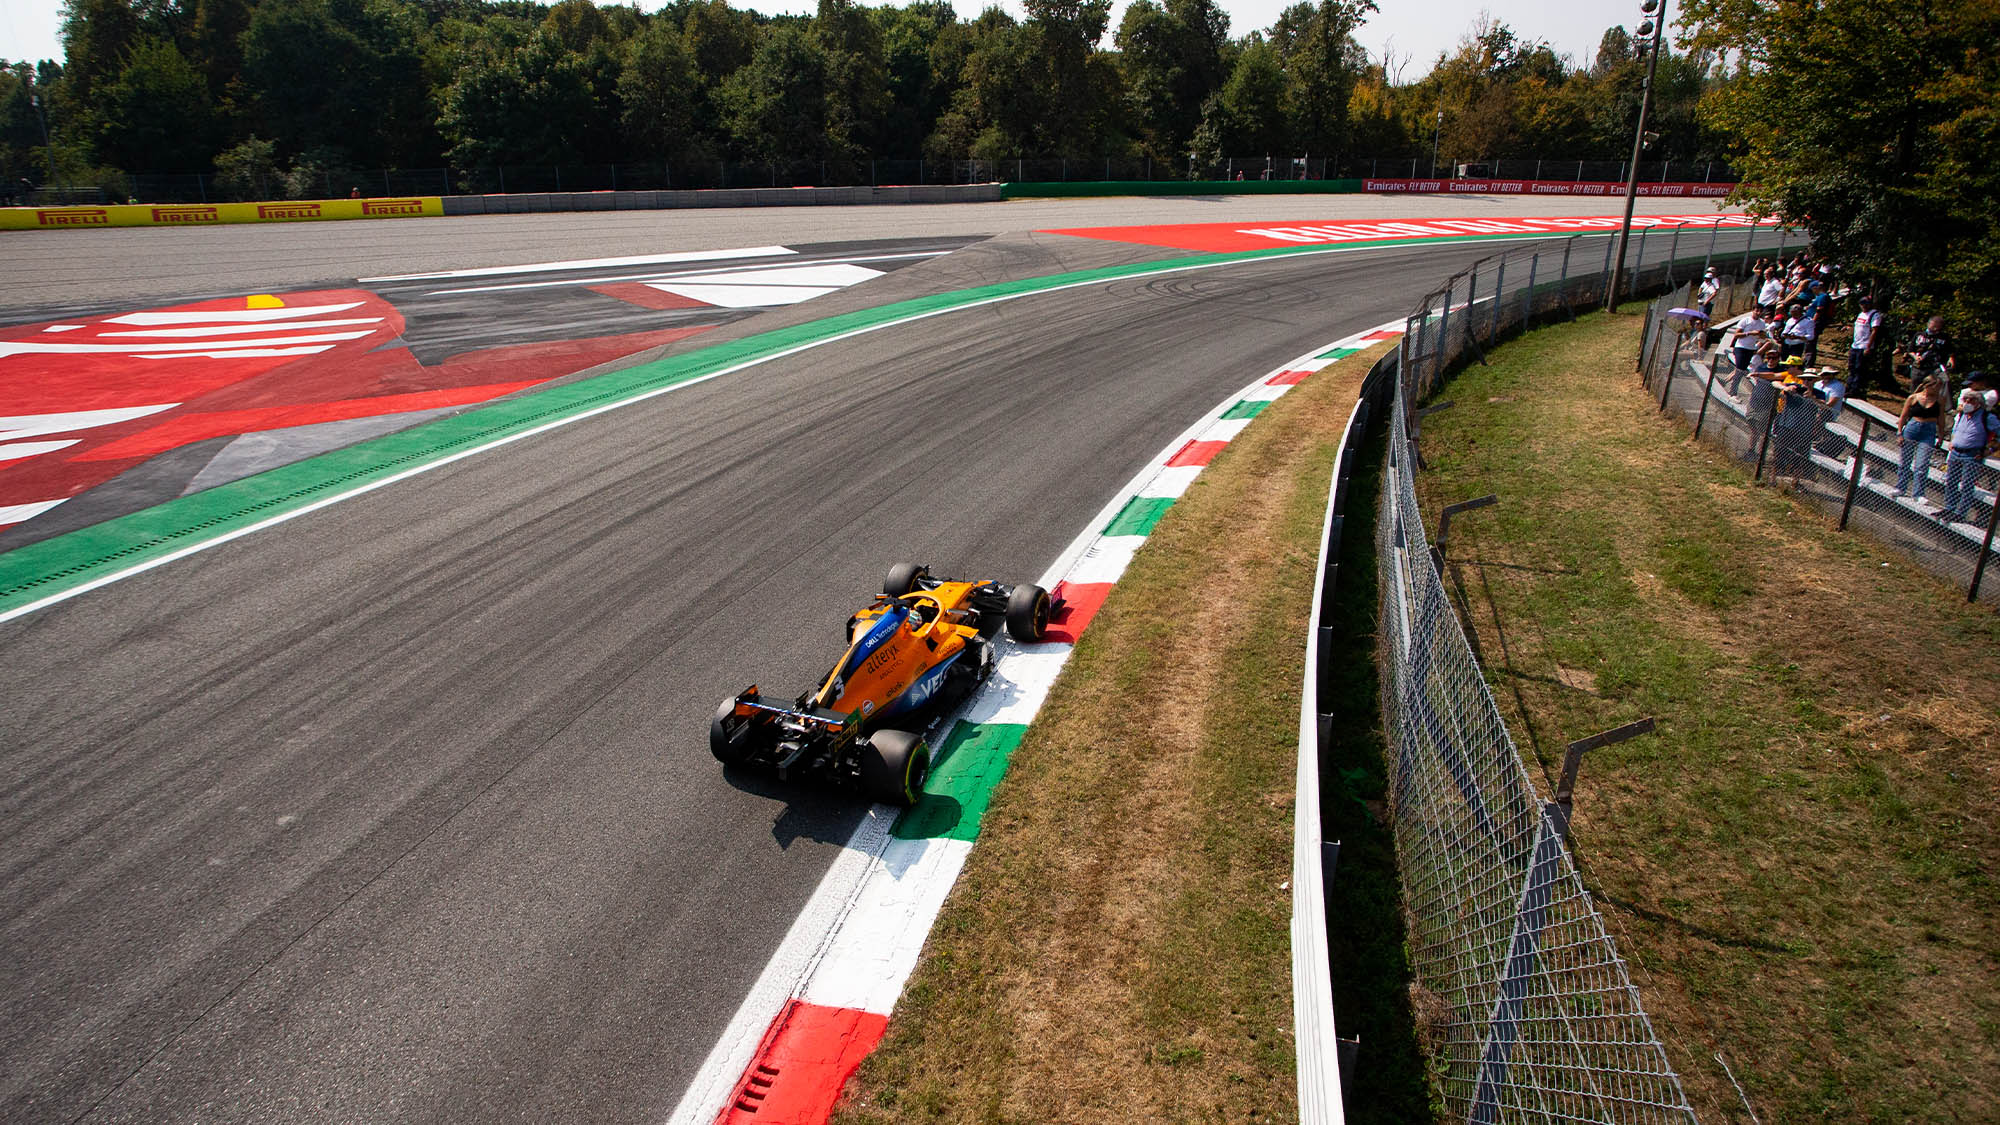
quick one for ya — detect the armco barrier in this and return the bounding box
[0,197,442,230]
[1295,348,1397,1124]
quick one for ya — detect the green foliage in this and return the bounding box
[210,132,278,198]
[28,0,1746,190]
[1683,0,2000,361]
[438,27,603,165]
[96,36,215,172]
[618,18,696,159]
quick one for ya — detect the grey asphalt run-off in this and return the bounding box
[0,196,1752,1123]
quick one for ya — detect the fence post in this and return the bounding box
[1435,280,1454,394]
[1560,239,1577,319]
[1658,329,1681,410]
[1666,222,1683,285]
[1753,394,1779,481]
[1522,252,1539,327]
[1777,225,1789,260]
[1632,225,1649,300]
[1972,493,2000,602]
[1839,414,1873,529]
[1693,355,1720,438]
[1600,234,1617,306]
[1705,219,1721,277]
[1490,259,1506,343]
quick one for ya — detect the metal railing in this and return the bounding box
[1356,220,1796,1122]
[1638,287,2000,604]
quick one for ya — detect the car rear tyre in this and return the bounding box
[884,563,927,597]
[1005,583,1051,642]
[710,696,755,765]
[861,730,930,806]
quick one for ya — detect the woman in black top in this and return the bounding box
[1895,377,1945,497]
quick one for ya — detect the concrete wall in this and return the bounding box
[441,184,1004,216]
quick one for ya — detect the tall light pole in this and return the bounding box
[1431,107,1442,178]
[1606,0,1667,310]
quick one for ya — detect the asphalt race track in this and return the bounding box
[0,198,1748,1122]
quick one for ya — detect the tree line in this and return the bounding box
[2,0,1733,192]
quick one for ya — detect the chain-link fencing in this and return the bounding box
[1374,219,1799,1123]
[1638,285,2000,605]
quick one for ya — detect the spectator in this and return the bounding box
[1749,352,1795,449]
[1935,388,2000,523]
[1782,303,1818,363]
[1758,268,1786,308]
[1730,306,1773,393]
[1773,368,1821,478]
[1816,365,1848,420]
[1902,315,1957,396]
[1849,296,1884,396]
[1698,267,1721,317]
[1894,376,1946,499]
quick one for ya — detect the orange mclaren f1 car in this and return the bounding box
[709,564,1055,805]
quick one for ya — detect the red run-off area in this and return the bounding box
[0,290,708,532]
[1046,211,1759,254]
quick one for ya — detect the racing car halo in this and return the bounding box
[709,564,1056,805]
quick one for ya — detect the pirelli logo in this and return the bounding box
[39,208,109,226]
[257,202,323,220]
[152,205,220,223]
[360,198,425,216]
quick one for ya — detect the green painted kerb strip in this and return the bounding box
[0,222,1618,619]
[1221,399,1271,420]
[1103,496,1175,537]
[1315,345,1364,360]
[894,721,1027,842]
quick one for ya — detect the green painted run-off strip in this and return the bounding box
[1315,345,1364,360]
[1220,399,1271,421]
[894,721,1028,843]
[1102,496,1175,537]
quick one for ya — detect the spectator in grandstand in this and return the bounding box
[1729,307,1773,393]
[1773,368,1821,478]
[1935,388,2000,523]
[1699,268,1721,317]
[1816,365,1848,420]
[1848,297,1884,396]
[1902,315,1957,396]
[1758,268,1786,308]
[1748,353,1795,450]
[1782,303,1819,363]
[1894,376,1946,499]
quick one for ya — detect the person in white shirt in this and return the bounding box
[1730,308,1772,394]
[1936,388,1999,522]
[1782,304,1819,363]
[1849,297,1883,396]
[1758,269,1786,307]
[1698,268,1721,316]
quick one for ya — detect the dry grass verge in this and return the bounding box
[833,344,1391,1123]
[1417,307,2000,1123]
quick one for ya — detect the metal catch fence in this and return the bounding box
[1637,286,2000,604]
[1374,219,1797,1123]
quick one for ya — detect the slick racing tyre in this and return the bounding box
[1004,583,1051,642]
[861,729,930,806]
[709,696,755,766]
[884,563,928,597]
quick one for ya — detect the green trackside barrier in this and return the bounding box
[1000,179,1366,199]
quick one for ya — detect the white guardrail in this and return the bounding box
[1292,349,1397,1124]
